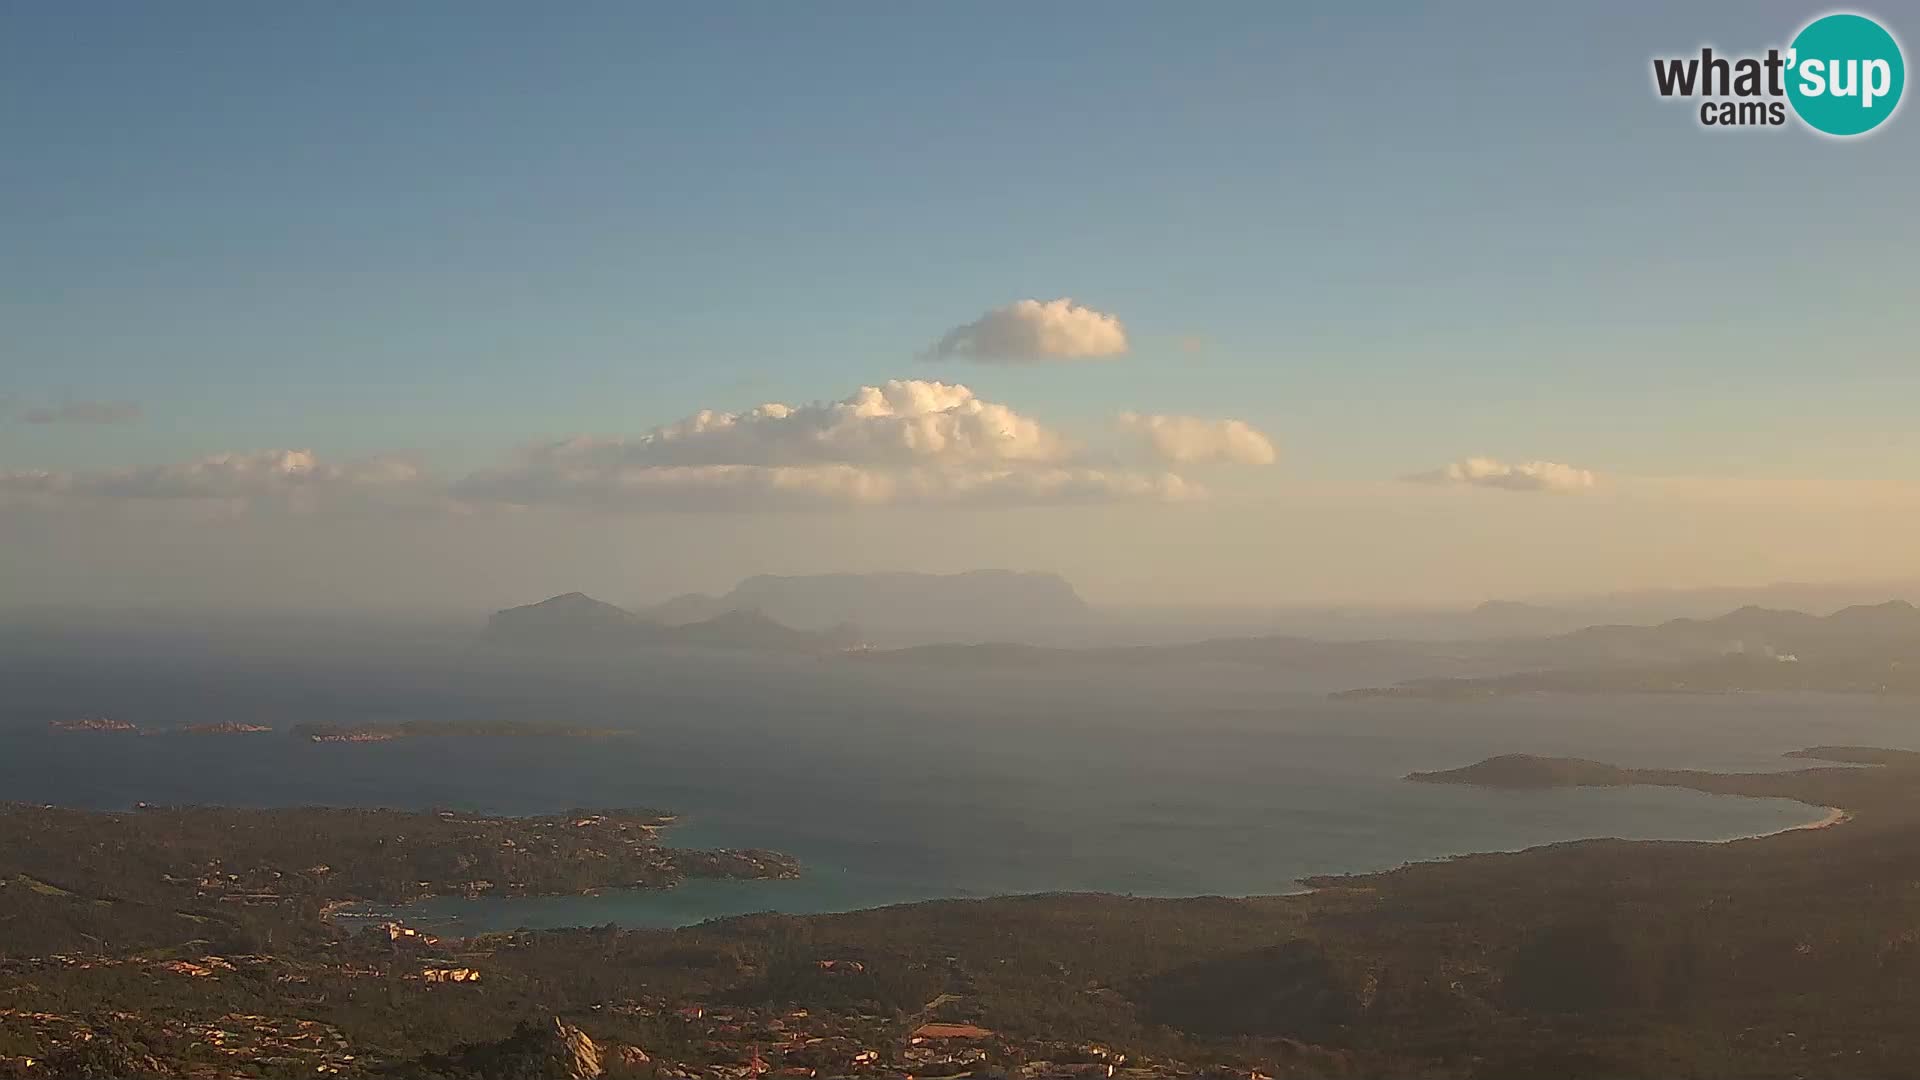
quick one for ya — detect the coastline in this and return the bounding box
[1755,803,1850,837]
[379,783,1851,937]
[19,744,1877,939]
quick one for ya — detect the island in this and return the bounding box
[168,721,275,735]
[47,716,138,733]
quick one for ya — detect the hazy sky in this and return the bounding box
[4,2,1916,612]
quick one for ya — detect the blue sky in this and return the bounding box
[3,3,1917,609]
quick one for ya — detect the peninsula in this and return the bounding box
[10,748,1920,1076]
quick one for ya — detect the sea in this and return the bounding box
[5,636,1910,934]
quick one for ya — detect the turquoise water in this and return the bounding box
[366,784,1824,933]
[7,650,1903,933]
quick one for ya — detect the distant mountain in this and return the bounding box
[638,570,1092,641]
[1097,581,1920,645]
[1337,601,1920,699]
[854,600,1920,694]
[1507,600,1920,667]
[485,593,859,653]
[851,632,1459,682]
[487,592,640,640]
[663,608,861,651]
[1522,580,1920,626]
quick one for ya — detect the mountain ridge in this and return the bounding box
[485,593,860,653]
[1334,600,1920,699]
[637,569,1090,639]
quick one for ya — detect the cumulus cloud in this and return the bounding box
[455,460,1195,511]
[19,400,143,425]
[453,379,1193,510]
[559,379,1072,469]
[927,298,1128,362]
[0,449,431,511]
[3,380,1235,516]
[1117,412,1277,466]
[1405,457,1598,493]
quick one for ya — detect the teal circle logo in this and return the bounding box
[1787,13,1905,136]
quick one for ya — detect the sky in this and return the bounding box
[3,2,1917,613]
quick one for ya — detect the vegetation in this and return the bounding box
[9,748,1920,1076]
[0,804,793,957]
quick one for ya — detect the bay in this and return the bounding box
[6,647,1899,934]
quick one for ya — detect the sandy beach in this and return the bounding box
[1756,804,1850,838]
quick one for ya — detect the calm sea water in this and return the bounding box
[4,644,1907,932]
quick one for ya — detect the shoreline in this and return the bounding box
[1753,803,1850,838]
[381,789,1854,938]
[37,754,1872,939]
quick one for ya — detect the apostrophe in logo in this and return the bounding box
[1651,11,1904,137]
[1786,13,1904,136]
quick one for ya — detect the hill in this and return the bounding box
[1507,600,1920,667]
[849,600,1920,701]
[639,570,1091,640]
[859,633,1444,672]
[15,746,1920,1077]
[485,593,860,653]
[1336,601,1920,699]
[486,591,642,640]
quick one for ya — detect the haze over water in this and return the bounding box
[5,644,1898,932]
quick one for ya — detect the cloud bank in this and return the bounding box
[0,449,429,511]
[928,298,1128,362]
[5,382,1285,514]
[1118,412,1277,466]
[1405,457,1598,493]
[454,380,1192,509]
[557,379,1072,469]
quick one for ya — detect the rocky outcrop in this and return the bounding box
[551,1017,603,1079]
[49,716,138,733]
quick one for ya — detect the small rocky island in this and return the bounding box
[170,721,274,735]
[47,716,139,733]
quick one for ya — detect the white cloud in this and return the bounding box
[0,449,431,511]
[1117,412,1277,466]
[455,461,1196,511]
[568,379,1072,468]
[1405,457,1598,493]
[453,379,1194,510]
[2,381,1232,516]
[928,298,1128,362]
